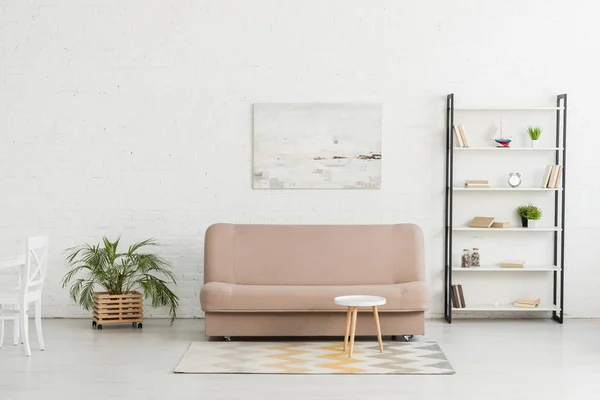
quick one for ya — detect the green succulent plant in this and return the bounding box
[62,237,179,323]
[527,126,542,140]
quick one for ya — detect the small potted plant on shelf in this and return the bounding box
[517,203,543,228]
[527,126,542,148]
[62,237,179,330]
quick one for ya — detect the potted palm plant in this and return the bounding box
[527,126,542,148]
[62,237,179,329]
[517,204,543,228]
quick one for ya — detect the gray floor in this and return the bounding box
[1,319,599,400]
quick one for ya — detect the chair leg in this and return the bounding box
[13,314,19,346]
[20,303,31,357]
[35,299,45,350]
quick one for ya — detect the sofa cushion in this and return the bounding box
[201,281,429,312]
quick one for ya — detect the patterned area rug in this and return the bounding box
[174,341,454,375]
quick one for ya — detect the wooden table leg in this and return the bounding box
[349,307,358,357]
[343,307,352,351]
[372,306,383,353]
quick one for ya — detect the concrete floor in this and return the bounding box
[0,318,599,400]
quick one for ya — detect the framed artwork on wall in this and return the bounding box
[253,103,382,189]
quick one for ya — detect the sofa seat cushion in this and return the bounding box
[201,282,429,312]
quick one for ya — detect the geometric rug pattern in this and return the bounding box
[174,341,455,375]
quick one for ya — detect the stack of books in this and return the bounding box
[464,179,490,188]
[453,125,469,148]
[513,298,540,308]
[451,284,466,308]
[541,165,563,188]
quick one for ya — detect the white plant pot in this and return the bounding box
[528,220,537,228]
[530,140,538,148]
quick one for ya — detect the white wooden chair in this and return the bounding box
[0,236,49,356]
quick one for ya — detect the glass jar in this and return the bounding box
[471,248,480,267]
[461,249,471,268]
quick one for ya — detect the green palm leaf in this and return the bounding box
[62,237,179,323]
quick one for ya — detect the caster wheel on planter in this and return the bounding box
[97,324,103,330]
[137,323,143,329]
[92,321,97,328]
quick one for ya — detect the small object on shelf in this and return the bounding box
[513,298,540,308]
[451,285,460,307]
[516,203,542,228]
[508,172,522,188]
[457,285,466,307]
[457,125,469,147]
[500,261,526,268]
[468,216,496,228]
[461,249,471,268]
[453,125,465,147]
[494,138,512,148]
[527,126,542,148]
[489,118,512,147]
[541,165,553,188]
[471,248,480,267]
[554,165,563,188]
[547,165,561,188]
[465,179,490,188]
[491,221,510,228]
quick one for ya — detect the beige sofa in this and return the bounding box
[200,223,429,339]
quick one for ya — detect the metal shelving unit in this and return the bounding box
[444,93,567,324]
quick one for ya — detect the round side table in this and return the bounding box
[334,295,386,357]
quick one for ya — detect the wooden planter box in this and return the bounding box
[92,291,143,330]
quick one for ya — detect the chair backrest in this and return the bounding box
[21,236,49,295]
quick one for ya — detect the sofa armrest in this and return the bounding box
[204,223,236,283]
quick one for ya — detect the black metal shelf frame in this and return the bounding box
[443,93,567,324]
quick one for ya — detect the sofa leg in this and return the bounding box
[402,335,414,342]
[224,336,232,342]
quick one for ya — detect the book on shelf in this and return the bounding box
[453,125,465,147]
[515,298,540,305]
[468,216,496,228]
[513,298,541,308]
[451,285,460,308]
[513,302,539,308]
[451,285,466,308]
[554,165,563,188]
[500,261,526,268]
[541,165,553,188]
[541,165,563,188]
[457,285,466,308]
[465,179,489,185]
[491,221,510,228]
[458,125,469,147]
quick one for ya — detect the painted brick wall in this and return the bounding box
[1,0,599,318]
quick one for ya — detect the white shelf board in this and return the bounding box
[454,304,560,312]
[453,187,561,191]
[453,227,560,232]
[452,265,559,272]
[454,107,564,111]
[454,147,563,151]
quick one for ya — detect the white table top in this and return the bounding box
[334,295,386,307]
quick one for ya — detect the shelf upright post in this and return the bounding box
[445,94,454,323]
[553,94,567,323]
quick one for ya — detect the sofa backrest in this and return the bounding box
[204,223,425,286]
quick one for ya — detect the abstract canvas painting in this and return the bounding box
[253,103,382,189]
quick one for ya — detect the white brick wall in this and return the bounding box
[1,0,599,318]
